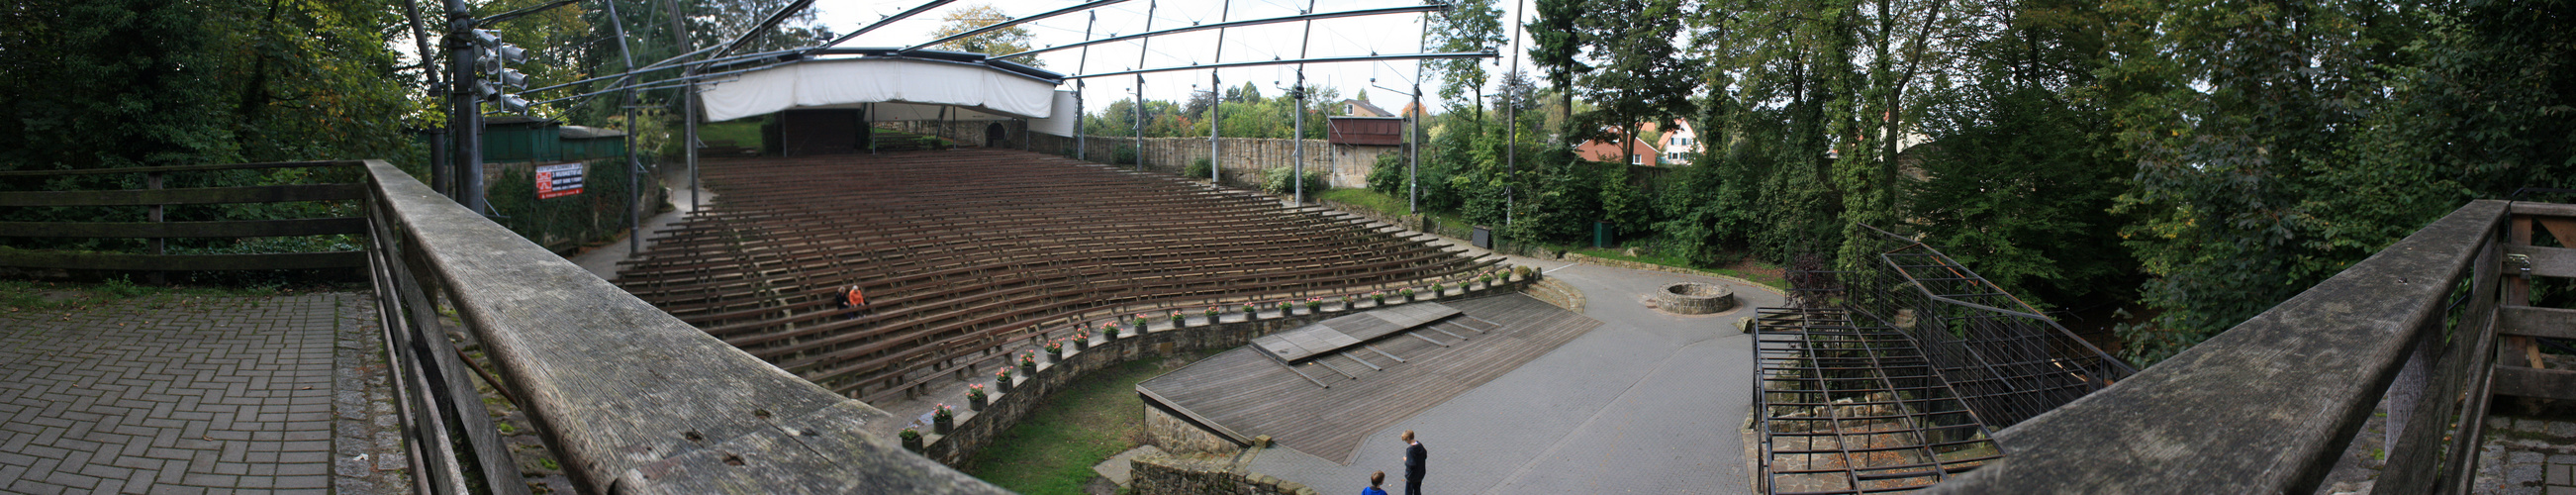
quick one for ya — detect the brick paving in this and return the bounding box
[2476,417,2576,495]
[1,293,409,495]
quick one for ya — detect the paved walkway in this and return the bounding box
[1,293,410,495]
[1250,259,1779,494]
[2476,416,2576,495]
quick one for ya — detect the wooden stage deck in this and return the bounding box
[1252,302,1461,363]
[1138,294,1602,463]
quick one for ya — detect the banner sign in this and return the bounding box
[535,162,585,199]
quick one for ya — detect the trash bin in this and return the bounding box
[1594,221,1613,248]
[1472,226,1492,249]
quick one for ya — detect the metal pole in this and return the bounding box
[664,0,698,213]
[446,0,486,215]
[1292,0,1316,206]
[606,0,643,254]
[1505,0,1526,227]
[1134,0,1155,172]
[1410,17,1426,215]
[403,0,448,197]
[1078,12,1094,161]
[1209,0,1229,184]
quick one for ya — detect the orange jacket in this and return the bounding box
[847,287,866,307]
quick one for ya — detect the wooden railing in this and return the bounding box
[351,159,1008,493]
[0,160,369,275]
[1925,199,2576,494]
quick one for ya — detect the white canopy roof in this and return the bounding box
[696,57,1060,122]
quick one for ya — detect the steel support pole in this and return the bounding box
[1077,12,1095,161]
[605,0,642,253]
[446,0,486,215]
[1133,1,1154,172]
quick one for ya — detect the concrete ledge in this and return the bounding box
[364,160,1004,494]
[914,279,1539,466]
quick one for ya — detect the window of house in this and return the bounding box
[1629,153,1642,164]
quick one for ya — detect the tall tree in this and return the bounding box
[932,4,1041,66]
[1429,0,1505,122]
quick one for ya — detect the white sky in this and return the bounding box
[809,0,1537,113]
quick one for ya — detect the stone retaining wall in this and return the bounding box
[913,279,1538,466]
[1564,252,1787,296]
[1527,276,1585,313]
[1131,453,1318,495]
[1146,406,1241,454]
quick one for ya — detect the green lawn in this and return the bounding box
[1573,247,1790,290]
[960,353,1202,494]
[697,120,762,148]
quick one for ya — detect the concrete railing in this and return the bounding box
[357,159,1003,493]
[1925,200,2526,494]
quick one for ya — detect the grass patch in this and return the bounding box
[1317,188,1473,230]
[961,352,1204,494]
[698,120,763,149]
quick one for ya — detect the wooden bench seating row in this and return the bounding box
[613,149,1498,403]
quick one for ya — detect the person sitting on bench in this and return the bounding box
[839,285,867,320]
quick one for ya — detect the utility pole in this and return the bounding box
[1077,12,1094,161]
[605,0,642,253]
[444,0,485,215]
[1411,17,1427,215]
[1292,0,1317,206]
[1209,0,1230,184]
[664,0,698,213]
[1506,0,1527,227]
[1134,0,1155,172]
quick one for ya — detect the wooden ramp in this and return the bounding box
[1138,295,1600,463]
[1252,303,1462,363]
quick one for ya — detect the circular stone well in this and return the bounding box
[1656,282,1737,315]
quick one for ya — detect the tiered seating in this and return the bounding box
[616,148,1498,404]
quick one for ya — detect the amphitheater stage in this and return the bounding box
[1138,294,1601,463]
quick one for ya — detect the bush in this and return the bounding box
[1113,146,1138,165]
[1368,149,1407,195]
[1184,157,1212,179]
[1263,167,1329,197]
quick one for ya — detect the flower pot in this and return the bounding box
[997,376,1013,393]
[934,415,953,435]
[970,394,988,412]
[1020,361,1036,375]
[901,434,923,452]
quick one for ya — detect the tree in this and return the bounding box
[1429,0,1506,122]
[931,4,1040,66]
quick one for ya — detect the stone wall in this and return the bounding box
[1563,252,1788,296]
[1527,276,1586,314]
[912,277,1539,466]
[1145,406,1241,455]
[1130,453,1319,495]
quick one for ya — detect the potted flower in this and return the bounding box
[1019,350,1038,374]
[900,428,923,452]
[1073,333,1090,351]
[1398,288,1415,302]
[932,403,955,435]
[1305,298,1322,313]
[1277,301,1293,315]
[1372,291,1386,305]
[1204,306,1220,323]
[1338,295,1354,311]
[1169,310,1185,327]
[1243,302,1259,319]
[1479,273,1494,287]
[968,384,989,411]
[995,367,1014,392]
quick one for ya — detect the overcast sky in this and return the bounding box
[808,0,1536,113]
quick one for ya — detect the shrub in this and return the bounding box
[1367,148,1408,195]
[1263,167,1329,196]
[1185,157,1212,179]
[1113,146,1138,165]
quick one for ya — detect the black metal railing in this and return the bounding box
[1839,224,2136,429]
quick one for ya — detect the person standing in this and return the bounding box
[1402,430,1427,495]
[1362,471,1388,495]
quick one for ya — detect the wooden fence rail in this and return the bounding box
[0,160,368,275]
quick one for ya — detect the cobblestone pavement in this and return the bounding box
[2474,416,2576,495]
[1252,259,1782,494]
[1,293,411,495]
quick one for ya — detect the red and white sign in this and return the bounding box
[535,162,585,199]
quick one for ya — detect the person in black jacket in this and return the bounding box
[1401,430,1427,495]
